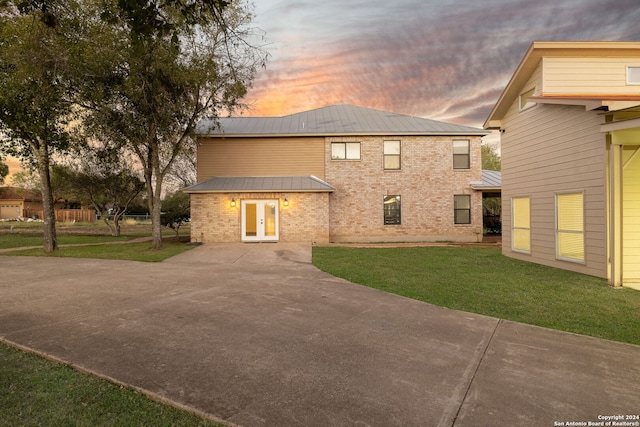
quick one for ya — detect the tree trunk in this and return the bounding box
[37,147,57,252]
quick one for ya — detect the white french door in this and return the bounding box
[241,200,279,242]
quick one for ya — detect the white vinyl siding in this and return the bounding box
[512,197,530,253]
[556,192,585,262]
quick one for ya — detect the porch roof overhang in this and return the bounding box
[470,170,502,193]
[530,95,640,112]
[183,175,336,193]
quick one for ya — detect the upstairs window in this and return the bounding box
[453,140,470,169]
[383,195,401,225]
[519,87,536,111]
[331,142,360,160]
[627,67,640,84]
[383,140,401,170]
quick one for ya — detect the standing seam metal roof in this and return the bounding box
[197,104,488,136]
[183,176,336,193]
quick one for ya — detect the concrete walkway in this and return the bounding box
[0,242,639,426]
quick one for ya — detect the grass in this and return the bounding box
[312,246,640,345]
[0,221,194,261]
[0,341,225,427]
[3,239,194,262]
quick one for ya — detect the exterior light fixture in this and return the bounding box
[230,198,236,207]
[283,197,289,206]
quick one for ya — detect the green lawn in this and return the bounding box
[312,246,640,345]
[2,239,194,262]
[0,341,224,427]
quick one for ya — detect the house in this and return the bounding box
[185,104,489,244]
[484,41,640,289]
[0,186,95,222]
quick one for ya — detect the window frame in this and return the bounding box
[519,87,536,111]
[627,66,640,85]
[383,195,401,225]
[454,194,471,224]
[383,140,401,170]
[452,139,470,170]
[555,192,585,263]
[331,142,361,160]
[512,196,531,254]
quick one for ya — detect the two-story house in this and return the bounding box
[484,41,640,289]
[185,104,488,244]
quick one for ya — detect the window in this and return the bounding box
[454,195,471,224]
[627,67,640,84]
[383,140,401,170]
[453,140,470,169]
[519,87,536,110]
[512,197,530,253]
[556,192,584,262]
[383,195,401,225]
[331,142,360,160]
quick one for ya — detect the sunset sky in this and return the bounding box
[242,0,640,128]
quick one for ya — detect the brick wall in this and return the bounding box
[325,135,484,242]
[190,192,330,243]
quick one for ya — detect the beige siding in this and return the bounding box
[543,57,640,95]
[501,64,608,278]
[326,135,484,243]
[197,137,325,181]
[623,147,640,281]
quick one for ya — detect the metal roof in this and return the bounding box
[470,170,502,190]
[183,176,336,193]
[197,104,488,137]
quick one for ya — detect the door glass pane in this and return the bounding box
[264,202,276,237]
[245,203,257,237]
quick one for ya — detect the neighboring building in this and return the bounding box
[185,104,488,244]
[0,187,95,222]
[484,41,640,289]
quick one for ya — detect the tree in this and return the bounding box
[0,2,80,251]
[54,150,145,236]
[78,0,267,249]
[160,191,190,238]
[481,143,501,171]
[0,159,8,185]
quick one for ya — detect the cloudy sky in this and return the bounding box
[240,0,640,128]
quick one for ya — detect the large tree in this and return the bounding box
[79,0,266,249]
[0,2,80,251]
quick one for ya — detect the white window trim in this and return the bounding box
[331,142,361,160]
[627,66,640,85]
[511,196,531,254]
[519,87,537,111]
[555,191,585,264]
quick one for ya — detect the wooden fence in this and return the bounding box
[23,209,96,223]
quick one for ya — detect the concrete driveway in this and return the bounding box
[1,242,639,426]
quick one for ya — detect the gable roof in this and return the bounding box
[183,176,336,193]
[198,104,487,137]
[484,41,640,129]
